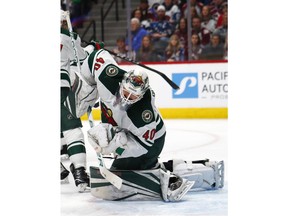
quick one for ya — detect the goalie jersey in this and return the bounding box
[81,49,166,170]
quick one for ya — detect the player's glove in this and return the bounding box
[87,123,113,152]
[87,123,127,155]
[106,131,127,155]
[88,40,105,51]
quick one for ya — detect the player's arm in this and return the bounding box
[72,41,104,117]
[87,123,149,157]
[87,118,158,158]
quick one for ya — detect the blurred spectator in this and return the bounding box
[131,8,151,30]
[190,33,203,60]
[200,5,216,33]
[174,17,188,60]
[191,17,210,46]
[126,18,148,52]
[213,10,227,43]
[112,37,136,63]
[132,8,144,22]
[177,0,187,9]
[135,35,161,62]
[215,2,228,28]
[162,0,181,28]
[149,5,173,53]
[70,0,93,29]
[181,0,202,18]
[183,5,200,19]
[165,34,184,62]
[200,33,225,60]
[138,0,155,21]
[148,0,166,21]
[209,0,227,21]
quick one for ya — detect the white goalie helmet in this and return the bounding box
[119,67,149,106]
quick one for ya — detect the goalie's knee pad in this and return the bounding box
[162,159,224,190]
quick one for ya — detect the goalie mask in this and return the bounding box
[117,68,149,107]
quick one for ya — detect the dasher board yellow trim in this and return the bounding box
[80,108,228,120]
[159,108,228,118]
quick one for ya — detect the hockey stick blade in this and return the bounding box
[97,154,122,189]
[87,106,123,189]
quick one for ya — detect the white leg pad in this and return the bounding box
[170,159,224,190]
[160,169,194,202]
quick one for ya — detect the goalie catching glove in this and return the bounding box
[87,123,127,155]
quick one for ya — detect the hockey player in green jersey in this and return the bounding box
[60,10,90,192]
[75,41,224,201]
[76,45,167,171]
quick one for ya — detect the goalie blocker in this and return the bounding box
[89,159,224,202]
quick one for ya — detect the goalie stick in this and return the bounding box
[64,11,86,83]
[81,40,179,90]
[103,48,180,90]
[64,11,122,190]
[87,106,122,189]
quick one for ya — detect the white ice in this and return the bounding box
[61,119,228,216]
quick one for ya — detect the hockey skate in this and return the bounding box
[205,160,224,188]
[70,163,90,192]
[60,162,70,184]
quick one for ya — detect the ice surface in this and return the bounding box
[61,119,228,216]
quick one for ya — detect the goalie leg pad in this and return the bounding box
[162,159,224,190]
[205,160,224,188]
[160,169,194,202]
[90,166,162,201]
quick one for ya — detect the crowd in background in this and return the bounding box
[61,0,228,63]
[113,0,228,63]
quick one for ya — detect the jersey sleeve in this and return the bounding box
[80,49,121,86]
